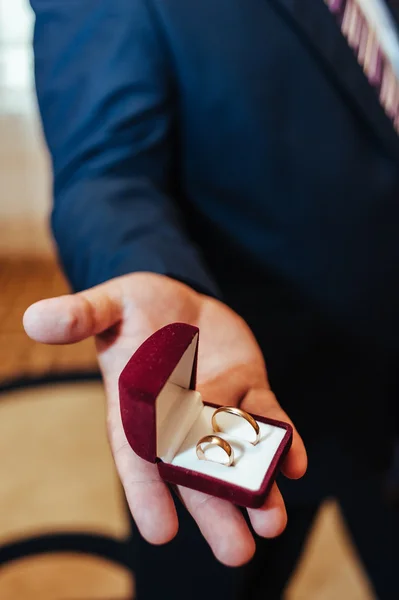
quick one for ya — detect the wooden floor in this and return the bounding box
[0,3,376,598]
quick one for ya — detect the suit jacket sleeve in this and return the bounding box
[30,0,219,295]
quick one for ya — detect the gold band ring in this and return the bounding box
[211,406,261,446]
[196,435,234,467]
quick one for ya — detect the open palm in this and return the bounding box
[24,272,307,566]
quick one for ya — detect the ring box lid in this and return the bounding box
[119,322,199,463]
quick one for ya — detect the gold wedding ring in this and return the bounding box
[196,435,234,467]
[211,406,261,445]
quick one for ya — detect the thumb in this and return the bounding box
[23,280,124,345]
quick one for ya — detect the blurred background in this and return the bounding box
[0,1,376,598]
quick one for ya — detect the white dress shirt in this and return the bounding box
[357,0,399,76]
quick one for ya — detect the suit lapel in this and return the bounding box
[269,0,399,162]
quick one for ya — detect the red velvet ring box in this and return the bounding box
[119,322,292,509]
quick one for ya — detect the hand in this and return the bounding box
[23,272,307,566]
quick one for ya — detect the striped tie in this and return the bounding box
[326,0,399,133]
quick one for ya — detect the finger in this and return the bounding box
[102,365,179,545]
[108,370,178,545]
[114,440,179,545]
[241,389,307,480]
[23,279,124,344]
[247,483,287,538]
[178,487,255,567]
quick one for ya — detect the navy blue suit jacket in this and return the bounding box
[31,0,399,459]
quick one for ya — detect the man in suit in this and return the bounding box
[24,0,399,597]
